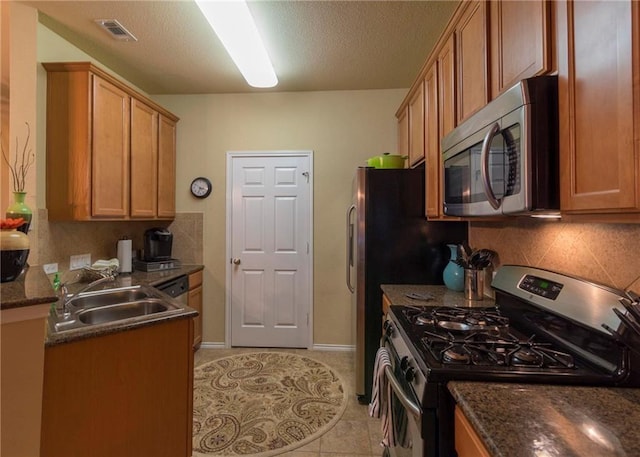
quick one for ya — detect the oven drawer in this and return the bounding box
[454,406,490,457]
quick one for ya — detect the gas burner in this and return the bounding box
[419,327,577,369]
[438,321,471,332]
[511,348,543,366]
[401,307,431,324]
[437,320,502,333]
[443,345,470,364]
[430,307,509,333]
[416,316,434,325]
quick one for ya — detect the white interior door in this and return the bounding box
[227,152,312,348]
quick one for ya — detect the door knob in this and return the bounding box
[232,258,241,265]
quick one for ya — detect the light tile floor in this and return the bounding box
[194,348,384,457]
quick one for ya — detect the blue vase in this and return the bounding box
[443,244,464,292]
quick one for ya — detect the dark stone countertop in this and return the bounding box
[381,283,496,308]
[1,264,204,310]
[32,265,204,346]
[0,265,203,346]
[0,266,58,310]
[449,382,640,457]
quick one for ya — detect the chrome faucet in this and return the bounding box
[57,273,117,316]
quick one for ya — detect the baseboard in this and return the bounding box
[198,342,355,352]
[311,344,355,352]
[199,342,226,349]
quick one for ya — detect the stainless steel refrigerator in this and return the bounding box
[346,167,467,403]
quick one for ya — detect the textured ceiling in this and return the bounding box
[22,0,460,95]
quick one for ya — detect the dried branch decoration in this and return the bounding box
[1,122,34,192]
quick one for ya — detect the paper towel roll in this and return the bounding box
[117,238,132,273]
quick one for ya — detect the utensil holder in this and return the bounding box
[464,268,484,301]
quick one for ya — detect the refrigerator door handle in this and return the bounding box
[346,204,356,293]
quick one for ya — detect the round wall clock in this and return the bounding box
[190,177,212,199]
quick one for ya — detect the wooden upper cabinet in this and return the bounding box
[438,34,457,139]
[490,0,551,98]
[424,63,441,218]
[158,115,177,218]
[455,1,489,124]
[557,0,640,214]
[43,62,179,221]
[91,75,130,218]
[408,82,425,167]
[130,99,159,218]
[397,106,409,158]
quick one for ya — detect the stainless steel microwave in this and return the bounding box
[442,75,559,217]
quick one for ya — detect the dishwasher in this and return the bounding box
[155,275,189,305]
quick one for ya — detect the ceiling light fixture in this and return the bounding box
[195,0,278,88]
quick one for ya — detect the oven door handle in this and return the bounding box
[480,122,502,210]
[383,365,422,421]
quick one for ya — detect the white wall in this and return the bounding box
[155,90,405,345]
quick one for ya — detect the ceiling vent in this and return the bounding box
[94,19,137,42]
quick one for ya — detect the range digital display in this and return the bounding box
[519,275,563,300]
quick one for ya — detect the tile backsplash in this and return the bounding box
[31,208,640,295]
[36,209,203,274]
[469,219,640,293]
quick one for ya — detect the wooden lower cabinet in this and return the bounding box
[189,270,203,349]
[40,318,194,457]
[455,405,491,457]
[1,307,50,457]
[382,293,392,316]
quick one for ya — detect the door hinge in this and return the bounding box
[306,242,309,254]
[307,313,309,326]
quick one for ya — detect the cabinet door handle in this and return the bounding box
[231,258,241,265]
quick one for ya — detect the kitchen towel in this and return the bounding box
[117,238,132,273]
[369,346,395,447]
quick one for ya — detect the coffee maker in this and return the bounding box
[144,227,173,261]
[134,228,181,272]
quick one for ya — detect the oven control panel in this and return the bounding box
[519,275,563,300]
[494,265,627,334]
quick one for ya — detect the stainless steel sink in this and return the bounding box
[77,299,176,325]
[49,285,183,334]
[67,288,152,310]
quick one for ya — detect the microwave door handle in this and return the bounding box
[346,204,356,292]
[480,122,502,210]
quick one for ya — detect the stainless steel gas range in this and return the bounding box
[380,265,640,457]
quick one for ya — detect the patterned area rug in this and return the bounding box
[192,352,348,456]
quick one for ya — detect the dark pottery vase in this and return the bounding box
[0,228,30,282]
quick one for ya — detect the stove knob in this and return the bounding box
[383,320,394,337]
[400,356,410,370]
[405,366,415,383]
